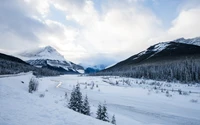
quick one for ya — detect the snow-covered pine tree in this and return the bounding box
[82,95,90,116]
[68,89,76,110]
[111,115,116,125]
[68,84,83,113]
[101,103,109,122]
[96,104,102,120]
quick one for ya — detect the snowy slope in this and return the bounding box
[1,73,200,125]
[50,75,200,125]
[0,73,111,125]
[18,46,84,74]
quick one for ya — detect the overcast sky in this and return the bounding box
[0,0,200,66]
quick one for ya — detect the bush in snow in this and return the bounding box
[39,93,45,98]
[65,92,68,99]
[111,115,116,125]
[165,91,172,97]
[28,77,39,93]
[90,82,95,89]
[178,89,182,95]
[182,91,189,96]
[190,99,198,103]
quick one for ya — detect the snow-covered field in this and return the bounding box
[1,73,200,125]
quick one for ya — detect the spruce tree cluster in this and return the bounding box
[96,102,117,124]
[96,103,109,122]
[68,84,90,116]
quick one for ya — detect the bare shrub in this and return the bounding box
[190,99,198,103]
[29,77,39,93]
[39,93,45,98]
[166,91,172,97]
[178,89,182,95]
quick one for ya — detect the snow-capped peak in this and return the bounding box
[43,46,57,53]
[19,46,66,61]
[174,37,200,46]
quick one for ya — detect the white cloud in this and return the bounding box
[149,5,200,43]
[49,0,163,64]
[24,0,50,17]
[1,0,200,66]
[168,7,200,38]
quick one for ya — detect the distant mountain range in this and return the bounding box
[99,37,200,83]
[105,37,200,70]
[18,46,84,74]
[1,37,200,79]
[0,53,62,76]
[83,64,107,74]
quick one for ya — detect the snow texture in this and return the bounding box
[1,73,200,125]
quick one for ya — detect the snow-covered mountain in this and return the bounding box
[0,52,62,76]
[20,46,66,61]
[104,37,200,71]
[81,64,107,74]
[174,37,200,46]
[19,46,84,74]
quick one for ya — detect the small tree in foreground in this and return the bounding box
[101,103,109,122]
[96,103,102,120]
[111,115,116,125]
[96,102,109,122]
[68,84,83,113]
[82,95,90,115]
[29,77,39,93]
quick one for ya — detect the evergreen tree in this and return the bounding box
[111,115,116,125]
[101,103,109,122]
[68,84,83,113]
[96,104,102,120]
[82,95,90,116]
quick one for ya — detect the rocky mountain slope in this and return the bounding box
[19,46,84,74]
[99,37,200,83]
[106,37,200,70]
[0,53,61,76]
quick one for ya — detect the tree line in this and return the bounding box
[0,59,62,76]
[95,58,200,83]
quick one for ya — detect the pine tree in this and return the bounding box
[101,103,109,122]
[96,104,102,120]
[68,84,83,113]
[111,115,116,125]
[82,95,90,115]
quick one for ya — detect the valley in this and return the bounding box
[1,73,200,125]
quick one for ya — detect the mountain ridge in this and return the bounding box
[18,46,84,74]
[0,52,62,76]
[105,37,200,70]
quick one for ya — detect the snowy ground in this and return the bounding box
[1,73,200,125]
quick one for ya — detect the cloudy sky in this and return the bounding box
[0,0,200,66]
